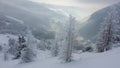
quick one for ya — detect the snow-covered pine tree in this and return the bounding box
[26,29,38,50]
[96,6,119,52]
[20,30,36,63]
[21,46,35,63]
[61,15,76,62]
[14,35,26,59]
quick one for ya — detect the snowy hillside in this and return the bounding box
[0,46,120,68]
[0,0,67,39]
[79,2,120,39]
[0,0,120,68]
[0,34,120,68]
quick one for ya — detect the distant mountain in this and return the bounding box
[79,2,120,40]
[0,0,67,39]
[0,0,67,29]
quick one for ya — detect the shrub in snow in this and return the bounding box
[83,46,93,52]
[21,47,36,63]
[51,40,59,57]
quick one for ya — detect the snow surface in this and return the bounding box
[0,45,120,68]
[0,34,120,68]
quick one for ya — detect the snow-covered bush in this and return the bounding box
[51,40,59,57]
[83,46,93,52]
[21,47,36,63]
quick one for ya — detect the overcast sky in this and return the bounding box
[30,0,120,19]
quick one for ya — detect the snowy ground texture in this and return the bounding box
[0,34,120,68]
[0,48,120,68]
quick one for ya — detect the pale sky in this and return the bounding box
[30,0,120,19]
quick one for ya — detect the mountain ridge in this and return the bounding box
[79,2,120,40]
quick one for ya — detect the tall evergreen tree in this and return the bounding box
[20,30,36,63]
[14,35,26,59]
[61,15,76,62]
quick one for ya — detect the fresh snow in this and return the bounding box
[0,45,120,68]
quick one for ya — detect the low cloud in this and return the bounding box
[30,0,120,18]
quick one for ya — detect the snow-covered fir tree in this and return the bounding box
[61,15,76,62]
[26,30,38,50]
[14,35,26,59]
[20,30,36,63]
[21,30,37,63]
[21,47,35,63]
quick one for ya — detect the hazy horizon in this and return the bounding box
[29,0,120,19]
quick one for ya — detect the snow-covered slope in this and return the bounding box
[79,2,120,39]
[0,45,120,68]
